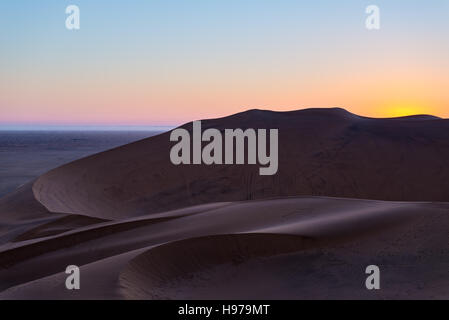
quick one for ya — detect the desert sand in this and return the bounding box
[1,108,449,299]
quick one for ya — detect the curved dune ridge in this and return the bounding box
[0,197,417,288]
[118,234,316,300]
[29,107,449,220]
[118,229,449,300]
[0,196,449,299]
[0,108,449,299]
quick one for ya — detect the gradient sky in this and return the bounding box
[1,0,449,126]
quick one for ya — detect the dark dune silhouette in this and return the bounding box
[1,107,449,300]
[29,107,449,220]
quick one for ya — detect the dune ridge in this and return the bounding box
[1,196,448,299]
[1,108,449,299]
[29,108,449,220]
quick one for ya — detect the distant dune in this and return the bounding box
[1,108,449,299]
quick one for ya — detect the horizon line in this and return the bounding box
[0,107,446,131]
[0,124,177,131]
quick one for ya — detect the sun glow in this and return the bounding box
[379,101,433,118]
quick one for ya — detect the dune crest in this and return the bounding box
[28,107,449,220]
[118,234,316,300]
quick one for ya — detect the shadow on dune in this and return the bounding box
[1,108,449,300]
[27,107,449,220]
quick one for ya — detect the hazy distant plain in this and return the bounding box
[0,130,163,198]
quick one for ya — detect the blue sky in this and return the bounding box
[1,0,449,126]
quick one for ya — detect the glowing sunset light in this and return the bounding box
[1,1,448,126]
[380,102,433,118]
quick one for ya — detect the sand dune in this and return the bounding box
[119,230,449,300]
[1,196,449,299]
[1,108,449,299]
[118,234,316,300]
[12,214,109,243]
[29,108,449,220]
[0,182,54,223]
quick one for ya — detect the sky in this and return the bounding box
[1,0,449,127]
